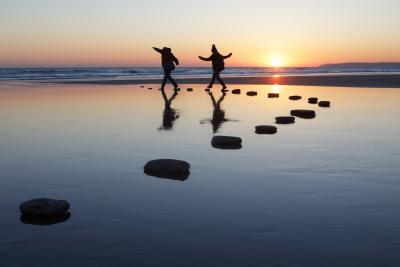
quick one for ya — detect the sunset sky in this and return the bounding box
[1,0,399,67]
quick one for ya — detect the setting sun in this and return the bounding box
[269,56,284,68]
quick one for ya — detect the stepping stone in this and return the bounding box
[289,95,302,100]
[268,93,279,98]
[144,159,190,181]
[140,86,145,88]
[148,87,153,90]
[318,101,331,107]
[255,125,278,134]
[276,116,295,124]
[211,136,242,149]
[20,198,70,218]
[21,213,71,225]
[232,89,241,94]
[290,109,316,119]
[246,91,257,96]
[308,97,318,104]
[187,88,193,92]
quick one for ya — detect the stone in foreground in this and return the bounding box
[268,93,279,98]
[290,109,316,119]
[144,159,190,180]
[20,198,70,218]
[21,213,71,225]
[308,97,318,104]
[275,116,295,124]
[232,89,241,94]
[289,95,302,100]
[187,88,193,92]
[318,101,331,107]
[211,136,242,149]
[255,125,278,134]
[246,91,257,96]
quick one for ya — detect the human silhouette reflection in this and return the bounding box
[153,47,180,90]
[159,88,179,130]
[201,91,237,133]
[199,44,232,90]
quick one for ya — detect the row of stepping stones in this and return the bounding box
[145,86,330,108]
[19,91,331,224]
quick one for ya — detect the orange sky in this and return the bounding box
[1,0,399,67]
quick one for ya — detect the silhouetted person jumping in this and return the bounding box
[199,44,232,90]
[153,47,179,90]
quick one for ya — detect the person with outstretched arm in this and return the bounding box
[153,47,180,90]
[199,44,232,90]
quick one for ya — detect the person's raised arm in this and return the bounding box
[199,55,212,61]
[172,54,179,65]
[153,47,163,53]
[223,53,233,59]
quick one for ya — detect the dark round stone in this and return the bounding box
[276,116,295,124]
[255,125,278,134]
[319,101,331,107]
[144,159,190,181]
[268,93,279,98]
[290,109,316,119]
[148,87,153,90]
[20,198,70,218]
[187,88,193,92]
[21,212,71,225]
[289,95,302,100]
[211,136,242,149]
[308,97,318,104]
[232,89,241,94]
[246,91,257,96]
[140,86,145,88]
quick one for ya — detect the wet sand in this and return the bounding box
[1,82,400,266]
[51,74,400,88]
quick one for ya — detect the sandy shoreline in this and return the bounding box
[47,74,400,88]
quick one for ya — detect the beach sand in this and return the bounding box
[1,81,400,266]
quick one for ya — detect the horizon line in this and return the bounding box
[1,61,400,69]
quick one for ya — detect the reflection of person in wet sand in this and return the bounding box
[200,91,237,133]
[153,46,180,90]
[159,88,179,130]
[199,44,232,90]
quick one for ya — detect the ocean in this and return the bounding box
[1,66,400,81]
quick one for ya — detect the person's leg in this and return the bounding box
[208,72,217,88]
[168,72,179,89]
[161,71,168,89]
[216,72,227,89]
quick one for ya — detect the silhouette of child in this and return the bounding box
[199,45,232,90]
[153,47,180,90]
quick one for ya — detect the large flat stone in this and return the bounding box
[290,109,316,119]
[275,116,295,124]
[144,159,190,180]
[20,198,70,217]
[255,125,278,134]
[211,136,242,149]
